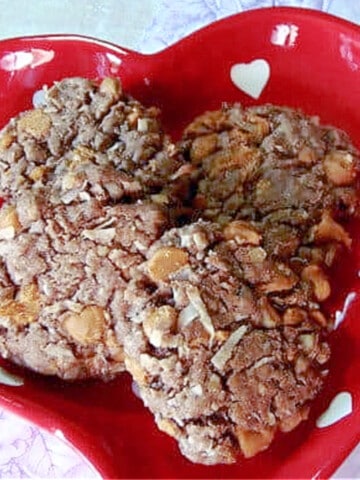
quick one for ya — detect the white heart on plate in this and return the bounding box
[316,391,353,428]
[230,59,270,99]
[0,366,23,386]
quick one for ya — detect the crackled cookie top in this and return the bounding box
[117,221,330,464]
[0,76,184,380]
[181,104,360,264]
[0,77,187,206]
[0,194,167,380]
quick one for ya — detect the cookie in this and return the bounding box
[0,77,189,206]
[0,76,185,380]
[117,221,330,464]
[181,104,360,265]
[0,193,168,380]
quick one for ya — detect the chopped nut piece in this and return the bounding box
[190,134,218,164]
[18,109,51,139]
[247,114,270,142]
[157,418,181,438]
[183,109,228,137]
[295,355,310,375]
[0,205,21,239]
[260,268,298,293]
[248,247,267,263]
[29,165,48,182]
[63,306,105,345]
[211,325,248,370]
[143,305,177,348]
[299,333,316,353]
[283,307,308,326]
[236,427,275,458]
[71,145,94,165]
[279,406,309,432]
[298,146,316,165]
[301,264,331,302]
[147,247,189,281]
[0,283,41,326]
[99,77,122,99]
[311,212,351,249]
[105,331,124,362]
[125,356,147,385]
[0,132,14,151]
[208,146,261,179]
[323,151,355,186]
[223,221,261,246]
[258,297,281,327]
[127,108,141,127]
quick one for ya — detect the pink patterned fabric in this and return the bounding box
[0,409,99,478]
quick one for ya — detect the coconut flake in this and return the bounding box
[82,228,116,244]
[211,325,248,370]
[249,356,274,372]
[185,285,215,338]
[178,302,199,329]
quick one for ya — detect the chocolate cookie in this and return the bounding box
[0,76,186,380]
[181,104,360,265]
[117,221,330,464]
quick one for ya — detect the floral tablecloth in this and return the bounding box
[0,0,360,478]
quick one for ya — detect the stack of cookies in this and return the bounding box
[0,77,358,464]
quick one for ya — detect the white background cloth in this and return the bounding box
[0,0,359,478]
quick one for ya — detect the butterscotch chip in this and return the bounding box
[63,306,105,345]
[279,406,309,432]
[147,247,189,281]
[236,428,275,458]
[70,145,95,165]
